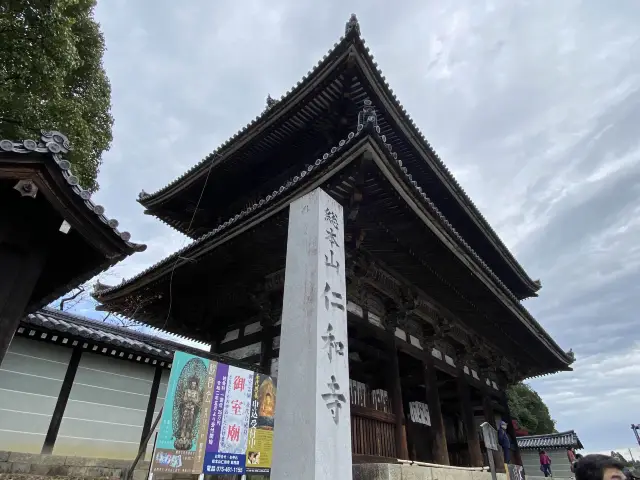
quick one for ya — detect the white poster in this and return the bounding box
[218,366,255,454]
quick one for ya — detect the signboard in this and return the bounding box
[480,421,498,451]
[151,351,277,476]
[506,464,526,480]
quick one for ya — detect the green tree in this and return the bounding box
[0,0,113,192]
[507,383,557,435]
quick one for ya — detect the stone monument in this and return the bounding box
[271,188,352,480]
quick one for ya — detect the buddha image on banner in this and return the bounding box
[151,351,277,477]
[246,373,277,474]
[152,351,213,474]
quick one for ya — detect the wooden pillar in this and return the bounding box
[387,332,409,459]
[482,391,505,472]
[499,390,522,466]
[259,317,275,373]
[456,373,484,467]
[0,246,47,368]
[41,346,83,454]
[140,364,163,450]
[209,331,224,354]
[424,354,450,465]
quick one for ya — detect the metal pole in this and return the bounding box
[127,407,163,480]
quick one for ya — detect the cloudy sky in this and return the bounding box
[67,0,640,455]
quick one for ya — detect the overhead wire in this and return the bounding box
[160,155,218,330]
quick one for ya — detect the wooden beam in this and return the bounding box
[387,334,409,460]
[217,330,267,353]
[424,354,450,465]
[457,372,484,467]
[41,346,83,454]
[0,245,47,368]
[140,365,163,450]
[259,319,275,372]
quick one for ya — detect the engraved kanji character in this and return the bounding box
[324,282,345,311]
[321,323,344,361]
[325,227,340,248]
[321,375,347,424]
[325,249,340,272]
[325,208,339,231]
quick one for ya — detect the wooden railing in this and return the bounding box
[349,380,396,459]
[351,405,397,458]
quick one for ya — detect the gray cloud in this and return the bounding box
[74,0,640,452]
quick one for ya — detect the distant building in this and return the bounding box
[517,430,583,478]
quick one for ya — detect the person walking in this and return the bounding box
[539,450,552,477]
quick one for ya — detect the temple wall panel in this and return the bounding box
[53,351,154,459]
[0,336,70,453]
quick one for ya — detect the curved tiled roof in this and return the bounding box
[137,14,540,297]
[22,307,204,361]
[0,130,146,252]
[517,431,584,450]
[21,307,264,373]
[94,110,573,368]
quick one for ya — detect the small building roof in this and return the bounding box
[19,307,261,372]
[517,431,584,450]
[0,130,146,310]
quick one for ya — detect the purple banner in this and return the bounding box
[206,363,229,452]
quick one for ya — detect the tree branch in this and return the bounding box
[59,286,85,311]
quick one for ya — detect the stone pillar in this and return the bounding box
[456,373,484,467]
[424,353,449,465]
[271,188,352,480]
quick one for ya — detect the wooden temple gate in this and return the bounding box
[91,13,573,470]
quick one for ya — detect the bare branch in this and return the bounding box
[59,286,85,311]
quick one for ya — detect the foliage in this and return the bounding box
[507,383,557,435]
[0,0,113,192]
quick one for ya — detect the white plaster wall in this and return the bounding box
[522,450,573,479]
[53,351,155,459]
[0,336,71,453]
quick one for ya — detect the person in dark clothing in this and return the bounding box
[574,454,625,480]
[497,420,511,463]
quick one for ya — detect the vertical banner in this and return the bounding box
[152,352,277,477]
[203,366,254,475]
[246,373,277,474]
[153,351,210,475]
